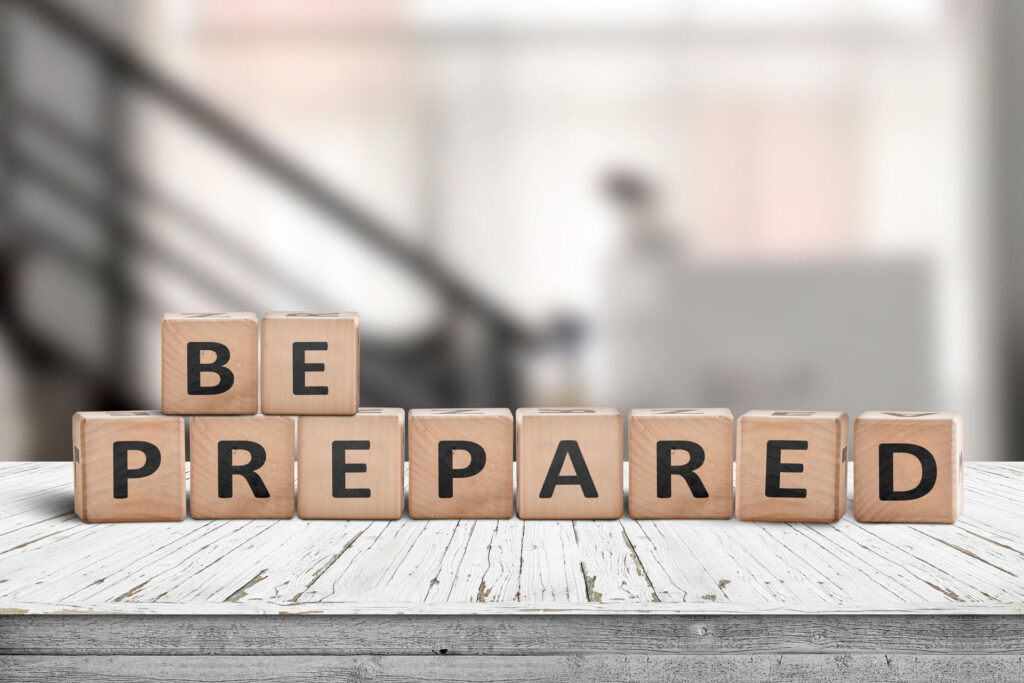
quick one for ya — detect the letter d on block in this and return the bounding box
[72,412,186,522]
[854,411,963,523]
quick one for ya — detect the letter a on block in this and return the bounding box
[854,411,963,523]
[161,313,258,415]
[73,412,186,522]
[516,408,623,520]
[261,312,359,415]
[736,410,848,523]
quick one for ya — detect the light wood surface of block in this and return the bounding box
[161,312,258,415]
[297,409,405,520]
[854,411,963,523]
[189,416,296,519]
[72,411,186,523]
[516,408,623,520]
[261,312,359,415]
[628,408,734,519]
[408,408,513,519]
[736,410,848,523]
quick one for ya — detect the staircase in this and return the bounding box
[0,0,534,460]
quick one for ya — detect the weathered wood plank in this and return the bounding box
[2,653,1022,682]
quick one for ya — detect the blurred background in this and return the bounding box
[1,0,1020,461]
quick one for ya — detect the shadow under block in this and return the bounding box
[516,408,623,520]
[408,408,513,519]
[261,312,359,415]
[854,411,963,523]
[72,411,186,523]
[628,408,734,519]
[189,416,296,519]
[297,409,405,520]
[736,410,849,523]
[161,312,258,415]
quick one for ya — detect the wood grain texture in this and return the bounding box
[2,653,1022,682]
[297,410,405,520]
[260,312,359,415]
[71,412,185,523]
[736,410,848,523]
[2,462,1023,616]
[629,408,734,519]
[160,312,258,415]
[408,408,513,519]
[516,408,623,520]
[189,416,296,519]
[855,411,963,523]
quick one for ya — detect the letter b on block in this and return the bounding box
[408,409,513,519]
[736,411,849,523]
[261,312,359,415]
[628,409,734,519]
[516,408,623,520]
[161,313,258,414]
[73,412,186,522]
[189,416,296,519]
[854,411,963,523]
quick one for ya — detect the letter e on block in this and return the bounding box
[189,416,296,519]
[72,411,186,522]
[261,312,359,415]
[736,410,848,523]
[854,411,963,523]
[297,409,405,520]
[408,408,513,519]
[161,313,258,415]
[628,408,734,519]
[516,408,623,520]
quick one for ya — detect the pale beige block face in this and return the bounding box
[736,411,849,523]
[854,411,963,523]
[161,313,258,415]
[408,408,513,519]
[516,408,623,520]
[261,312,359,415]
[189,416,296,519]
[628,408,734,519]
[297,409,405,520]
[72,411,186,523]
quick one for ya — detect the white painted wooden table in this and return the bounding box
[1,462,1023,681]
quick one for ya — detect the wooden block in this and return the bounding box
[736,410,848,523]
[408,408,513,519]
[297,409,405,520]
[854,411,963,523]
[261,312,359,415]
[516,408,623,520]
[189,415,296,519]
[161,312,258,415]
[628,408,734,519]
[72,411,186,522]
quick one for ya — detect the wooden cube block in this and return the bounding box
[261,312,359,415]
[72,411,186,522]
[408,408,513,519]
[161,312,258,415]
[628,408,734,519]
[297,409,405,520]
[189,415,296,519]
[516,408,623,520]
[736,410,848,523]
[854,411,963,523]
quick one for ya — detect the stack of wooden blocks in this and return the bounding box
[72,312,963,524]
